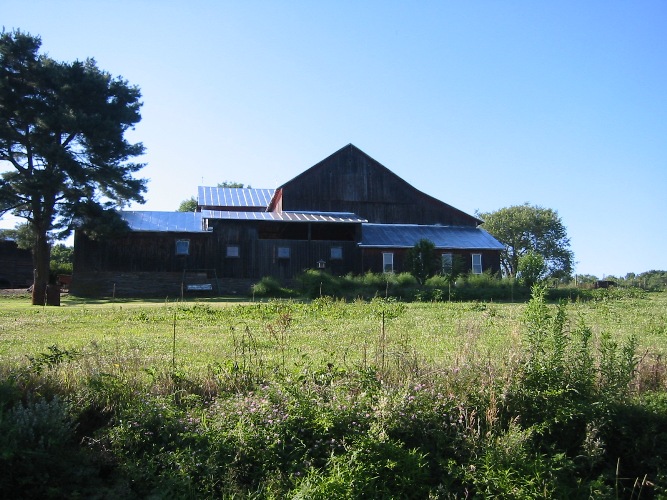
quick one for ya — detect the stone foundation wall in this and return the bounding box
[70,271,256,298]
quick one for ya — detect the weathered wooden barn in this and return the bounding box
[0,240,33,288]
[71,144,503,297]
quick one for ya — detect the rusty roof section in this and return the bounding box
[201,210,367,223]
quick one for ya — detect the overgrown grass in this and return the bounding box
[1,291,666,497]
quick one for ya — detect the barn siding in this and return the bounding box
[280,144,480,226]
[72,220,364,295]
[0,241,33,288]
[74,231,215,273]
[209,219,362,279]
[360,248,501,276]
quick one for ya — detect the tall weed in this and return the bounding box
[507,285,639,454]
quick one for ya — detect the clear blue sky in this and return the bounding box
[3,1,666,278]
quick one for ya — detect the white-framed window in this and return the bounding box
[277,246,290,259]
[383,252,394,273]
[441,253,453,274]
[226,245,239,258]
[330,246,343,260]
[472,253,483,274]
[175,239,190,256]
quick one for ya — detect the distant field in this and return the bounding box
[2,291,665,375]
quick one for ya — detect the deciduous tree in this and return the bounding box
[0,30,146,304]
[478,204,573,280]
[177,196,197,212]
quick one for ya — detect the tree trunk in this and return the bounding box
[31,233,56,306]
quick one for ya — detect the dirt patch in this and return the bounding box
[0,288,31,296]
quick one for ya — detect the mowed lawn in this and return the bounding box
[2,291,666,377]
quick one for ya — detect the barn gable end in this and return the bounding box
[278,144,481,226]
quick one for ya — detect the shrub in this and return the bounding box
[0,395,114,497]
[395,272,418,288]
[405,238,438,284]
[452,272,529,301]
[425,274,450,288]
[252,276,294,298]
[517,250,547,288]
[293,435,430,498]
[297,270,346,298]
[465,423,579,498]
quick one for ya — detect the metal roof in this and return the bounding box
[201,210,367,223]
[360,224,504,250]
[197,187,275,208]
[121,211,206,232]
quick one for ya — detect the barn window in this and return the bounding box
[330,246,343,260]
[175,239,190,256]
[226,245,239,258]
[472,254,482,274]
[277,246,290,259]
[383,252,394,273]
[441,253,453,274]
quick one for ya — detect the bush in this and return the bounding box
[451,272,530,302]
[602,392,667,495]
[0,394,119,497]
[465,423,579,498]
[293,435,430,498]
[297,270,346,298]
[251,276,295,298]
[298,271,419,300]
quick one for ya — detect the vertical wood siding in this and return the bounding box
[0,241,33,288]
[280,144,480,226]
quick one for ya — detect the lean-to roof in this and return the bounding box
[360,223,504,250]
[121,211,206,232]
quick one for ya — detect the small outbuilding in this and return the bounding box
[0,240,33,289]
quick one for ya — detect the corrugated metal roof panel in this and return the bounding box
[121,211,206,232]
[360,224,504,250]
[197,187,275,208]
[201,210,367,223]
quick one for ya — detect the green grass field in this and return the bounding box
[2,291,666,374]
[1,290,666,497]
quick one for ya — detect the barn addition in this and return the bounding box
[0,240,33,289]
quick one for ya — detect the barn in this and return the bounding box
[0,240,33,289]
[71,144,503,297]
